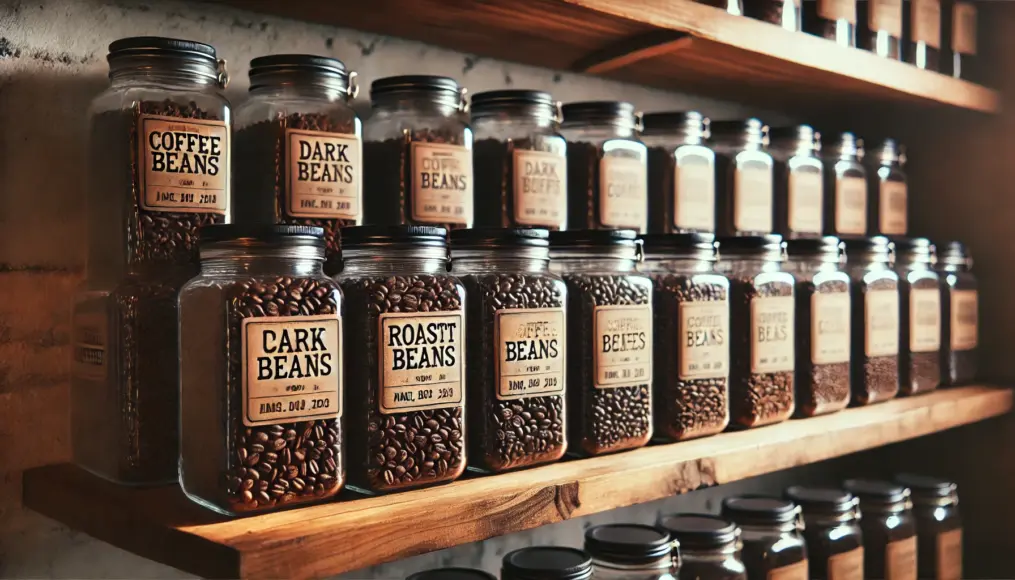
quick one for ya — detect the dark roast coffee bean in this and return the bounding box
[899,277,941,396]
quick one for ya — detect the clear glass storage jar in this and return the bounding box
[658,514,748,580]
[859,0,904,59]
[804,0,858,46]
[823,132,867,239]
[712,119,774,237]
[336,226,467,494]
[561,102,648,233]
[72,36,231,485]
[843,479,918,580]
[179,225,344,515]
[903,0,942,70]
[363,76,473,230]
[718,235,796,428]
[895,238,941,396]
[643,112,716,234]
[503,547,594,580]
[895,474,962,580]
[232,54,361,274]
[471,90,567,230]
[785,486,864,579]
[770,125,823,239]
[721,496,809,579]
[585,524,677,580]
[450,228,567,473]
[844,237,900,405]
[639,234,730,441]
[551,230,654,456]
[937,241,977,385]
[866,139,907,237]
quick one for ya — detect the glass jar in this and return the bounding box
[585,524,677,580]
[803,0,858,46]
[450,228,567,473]
[639,234,730,441]
[894,474,962,580]
[363,76,473,230]
[550,230,654,456]
[471,90,567,230]
[694,0,745,14]
[712,119,773,238]
[943,1,977,80]
[178,225,344,515]
[718,235,796,428]
[721,497,809,579]
[822,132,867,239]
[72,36,231,485]
[643,112,716,234]
[844,237,900,405]
[895,238,941,396]
[858,0,904,59]
[937,241,977,385]
[408,569,498,580]
[771,125,824,239]
[657,514,748,580]
[866,139,907,237]
[785,486,864,580]
[843,479,918,580]
[232,54,360,274]
[743,0,802,30]
[903,0,942,70]
[786,237,851,417]
[502,547,594,580]
[336,226,466,494]
[561,102,648,233]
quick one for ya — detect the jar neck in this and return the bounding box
[372,91,464,117]
[249,83,349,102]
[803,511,861,528]
[846,250,892,266]
[551,256,637,273]
[735,520,800,536]
[452,255,551,274]
[679,542,740,562]
[640,255,715,273]
[912,492,959,508]
[562,116,639,137]
[591,556,674,573]
[110,67,220,90]
[472,104,559,127]
[341,247,448,275]
[199,247,324,277]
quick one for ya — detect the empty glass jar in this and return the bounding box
[771,125,824,239]
[643,112,715,234]
[823,132,867,239]
[712,119,774,237]
[937,241,978,385]
[844,237,900,405]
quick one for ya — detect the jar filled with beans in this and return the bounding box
[895,237,941,396]
[937,241,978,385]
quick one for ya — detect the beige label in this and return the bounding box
[835,176,867,235]
[767,559,808,580]
[885,536,917,580]
[870,0,903,37]
[937,528,962,580]
[752,295,795,373]
[910,287,941,352]
[734,164,773,232]
[789,170,823,234]
[812,292,851,364]
[411,142,472,224]
[951,289,978,351]
[378,311,464,414]
[241,314,342,426]
[139,115,229,214]
[879,180,908,235]
[72,311,107,381]
[912,0,942,48]
[285,129,360,220]
[866,289,900,357]
[818,0,857,23]
[599,156,647,230]
[495,308,565,400]
[594,304,653,388]
[513,150,567,227]
[953,2,977,55]
[674,158,715,231]
[679,300,729,380]
[827,547,864,580]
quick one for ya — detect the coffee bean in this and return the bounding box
[795,279,851,417]
[852,278,900,405]
[898,276,941,396]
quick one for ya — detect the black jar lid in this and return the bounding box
[199,224,324,246]
[641,111,708,135]
[107,36,220,81]
[658,514,738,550]
[248,54,353,92]
[843,479,911,506]
[785,486,856,515]
[891,237,932,253]
[471,90,557,117]
[894,473,958,498]
[371,75,462,100]
[641,233,717,257]
[502,547,593,580]
[407,568,498,580]
[451,227,550,249]
[584,524,673,565]
[340,225,447,249]
[550,229,638,248]
[937,240,972,266]
[842,236,892,253]
[717,234,783,255]
[561,101,637,126]
[768,125,818,152]
[868,138,905,165]
[722,496,799,526]
[709,118,766,145]
[786,236,841,255]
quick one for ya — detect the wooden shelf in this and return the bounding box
[208,0,1000,114]
[23,385,1011,579]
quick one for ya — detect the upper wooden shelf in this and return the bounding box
[24,385,1011,580]
[208,0,1000,114]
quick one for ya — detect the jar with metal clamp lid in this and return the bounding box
[844,479,918,579]
[784,486,864,579]
[721,496,809,579]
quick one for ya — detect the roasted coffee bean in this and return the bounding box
[567,142,612,230]
[852,278,900,405]
[795,279,851,417]
[473,138,566,229]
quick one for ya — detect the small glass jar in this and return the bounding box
[786,237,851,417]
[895,238,941,396]
[803,0,858,46]
[712,119,774,237]
[785,486,864,579]
[585,524,677,580]
[770,125,824,239]
[551,230,654,456]
[657,514,748,580]
[694,0,745,14]
[451,228,567,473]
[866,139,907,237]
[408,569,498,580]
[721,497,809,579]
[639,234,730,441]
[895,474,962,580]
[743,0,802,30]
[643,112,716,234]
[72,36,231,485]
[471,90,567,230]
[179,225,344,515]
[502,547,594,580]
[232,54,361,274]
[858,0,904,59]
[561,102,648,233]
[718,235,796,428]
[937,241,978,385]
[363,76,473,230]
[903,0,942,70]
[822,132,867,239]
[943,1,977,80]
[843,479,918,580]
[336,226,467,494]
[844,237,900,405]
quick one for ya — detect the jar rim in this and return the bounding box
[657,514,738,549]
[584,524,673,564]
[786,236,842,256]
[722,495,799,525]
[717,235,783,255]
[371,75,461,99]
[894,473,958,498]
[641,111,707,132]
[341,225,447,250]
[108,36,216,62]
[450,227,549,249]
[785,486,857,514]
[248,54,352,91]
[471,89,554,109]
[199,224,324,246]
[561,101,638,128]
[406,568,497,580]
[842,236,892,253]
[641,233,717,259]
[502,547,593,580]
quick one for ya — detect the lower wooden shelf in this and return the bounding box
[23,385,1011,579]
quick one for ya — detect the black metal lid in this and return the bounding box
[868,138,905,165]
[108,36,217,60]
[826,132,863,158]
[891,237,933,253]
[937,240,971,266]
[722,496,798,525]
[843,479,910,505]
[641,233,717,254]
[894,474,958,498]
[657,514,738,550]
[709,118,765,137]
[717,234,783,253]
[199,224,324,245]
[407,568,498,580]
[107,36,221,82]
[502,547,593,580]
[248,54,352,91]
[340,225,447,249]
[641,111,705,130]
[371,75,462,99]
[842,236,892,253]
[785,486,856,514]
[471,90,555,109]
[786,236,841,255]
[561,101,637,127]
[768,124,816,143]
[451,227,550,249]
[583,524,672,565]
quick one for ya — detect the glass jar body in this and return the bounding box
[743,0,803,31]
[868,163,907,236]
[644,135,716,234]
[858,0,904,60]
[898,264,941,395]
[858,509,918,579]
[714,143,775,237]
[591,558,677,580]
[738,526,809,578]
[847,259,900,405]
[939,268,977,385]
[823,157,867,238]
[803,0,858,46]
[772,147,824,239]
[678,550,748,580]
[800,519,864,579]
[913,502,962,580]
[903,0,942,71]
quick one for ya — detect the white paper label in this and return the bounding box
[734,164,773,233]
[378,312,464,414]
[937,528,963,580]
[285,129,361,220]
[812,292,851,364]
[789,170,823,234]
[139,115,229,214]
[866,289,900,357]
[910,287,941,352]
[951,289,978,351]
[885,536,917,580]
[679,300,730,380]
[495,308,565,400]
[674,158,715,231]
[879,180,907,235]
[411,142,472,224]
[599,156,647,230]
[835,176,867,235]
[513,150,567,227]
[751,295,795,373]
[594,304,653,388]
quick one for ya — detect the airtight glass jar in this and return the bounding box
[451,228,567,473]
[859,0,904,59]
[785,486,864,579]
[561,102,648,233]
[721,497,808,579]
[712,119,774,237]
[639,234,730,441]
[658,514,748,580]
[643,112,715,234]
[551,230,654,456]
[718,235,796,428]
[904,0,942,70]
[179,225,344,515]
[895,474,962,580]
[336,226,467,494]
[843,479,917,580]
[844,237,900,405]
[866,139,907,237]
[803,0,858,46]
[502,547,594,580]
[770,125,823,239]
[937,241,977,385]
[585,524,677,580]
[72,36,231,486]
[895,238,941,396]
[471,90,567,230]
[823,132,867,239]
[785,237,851,417]
[363,76,473,230]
